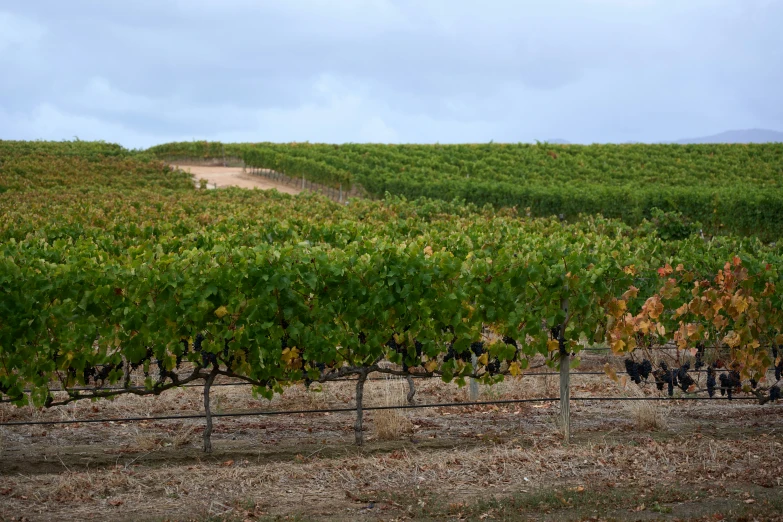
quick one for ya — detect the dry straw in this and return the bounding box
[372,376,413,440]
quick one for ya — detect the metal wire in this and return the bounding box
[0,395,766,427]
[28,366,777,393]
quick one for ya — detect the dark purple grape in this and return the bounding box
[625,359,641,384]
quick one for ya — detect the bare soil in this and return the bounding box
[1,357,782,521]
[171,165,302,194]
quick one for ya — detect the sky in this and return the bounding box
[0,0,781,148]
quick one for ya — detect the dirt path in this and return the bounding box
[172,164,302,194]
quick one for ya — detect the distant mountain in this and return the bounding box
[530,130,783,146]
[674,129,783,144]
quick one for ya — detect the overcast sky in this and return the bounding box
[1,1,781,148]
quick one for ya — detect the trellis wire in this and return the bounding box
[0,395,768,427]
[16,366,779,394]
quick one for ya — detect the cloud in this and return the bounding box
[0,1,781,146]
[0,103,174,148]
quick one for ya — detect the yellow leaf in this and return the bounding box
[611,339,626,354]
[281,347,300,366]
[622,286,639,300]
[547,339,560,352]
[637,319,651,334]
[604,363,619,382]
[656,323,666,336]
[509,361,521,377]
[477,353,489,366]
[723,331,740,348]
[731,294,748,314]
[608,299,627,318]
[645,296,664,319]
[214,305,229,319]
[674,303,688,318]
[425,360,438,372]
[686,323,700,340]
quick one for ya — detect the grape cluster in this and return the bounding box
[624,358,654,384]
[653,362,667,392]
[220,337,250,370]
[386,336,423,372]
[443,343,457,363]
[155,357,178,384]
[624,359,641,384]
[129,347,155,374]
[694,343,705,370]
[677,362,695,392]
[651,361,696,396]
[770,386,781,402]
[706,366,717,398]
[718,370,741,400]
[550,325,561,340]
[653,362,679,396]
[192,332,217,367]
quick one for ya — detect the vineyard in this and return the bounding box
[147,140,783,240]
[1,140,783,520]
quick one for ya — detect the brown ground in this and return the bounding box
[171,165,302,194]
[1,356,782,521]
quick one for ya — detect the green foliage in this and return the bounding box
[1,143,781,410]
[639,208,702,241]
[0,139,192,193]
[145,141,783,240]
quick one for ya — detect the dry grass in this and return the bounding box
[371,377,413,440]
[2,426,781,521]
[620,379,669,431]
[628,400,669,431]
[131,423,197,452]
[1,359,782,521]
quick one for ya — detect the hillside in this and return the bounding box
[147,141,783,240]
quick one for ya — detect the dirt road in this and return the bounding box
[172,165,302,194]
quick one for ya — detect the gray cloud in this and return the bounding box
[1,0,781,148]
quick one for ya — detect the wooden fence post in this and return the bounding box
[558,297,571,443]
[470,353,479,401]
[355,370,368,446]
[202,366,220,453]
